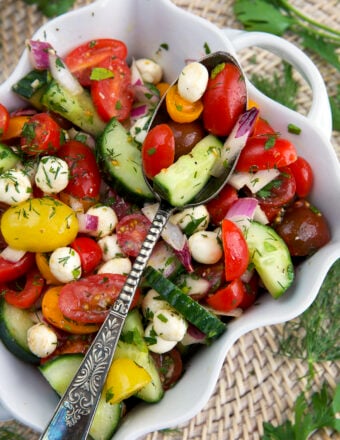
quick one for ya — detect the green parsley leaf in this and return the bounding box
[90,67,114,81]
[329,85,340,131]
[22,0,76,18]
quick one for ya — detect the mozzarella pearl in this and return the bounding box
[35,156,69,194]
[177,62,209,103]
[0,169,32,205]
[97,234,123,261]
[135,58,163,84]
[188,230,222,264]
[27,323,57,358]
[170,205,210,234]
[97,257,132,276]
[142,289,171,320]
[49,246,82,283]
[153,308,187,342]
[144,323,177,354]
[86,205,118,238]
[129,115,151,144]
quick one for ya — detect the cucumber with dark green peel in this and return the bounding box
[143,266,226,339]
[96,118,154,202]
[12,69,52,110]
[39,354,122,440]
[0,143,20,173]
[41,80,106,136]
[0,298,39,364]
[244,221,294,298]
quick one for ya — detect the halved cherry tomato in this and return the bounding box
[35,252,62,285]
[166,85,203,123]
[1,116,30,141]
[202,62,246,136]
[116,213,151,257]
[156,82,170,98]
[41,333,95,364]
[91,57,133,122]
[58,273,127,324]
[142,124,175,179]
[0,253,35,283]
[57,140,101,200]
[236,137,298,172]
[221,219,249,281]
[42,286,100,334]
[70,237,102,275]
[2,267,44,309]
[206,184,238,225]
[205,278,245,312]
[65,39,128,87]
[20,113,63,156]
[0,103,10,138]
[252,117,276,137]
[256,167,296,208]
[288,156,313,198]
[151,347,183,390]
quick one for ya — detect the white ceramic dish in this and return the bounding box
[0,0,339,438]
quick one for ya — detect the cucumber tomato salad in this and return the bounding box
[0,38,331,438]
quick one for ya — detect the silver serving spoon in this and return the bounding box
[40,51,252,440]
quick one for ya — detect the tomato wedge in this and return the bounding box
[58,273,127,324]
[236,136,298,172]
[142,124,175,179]
[0,103,10,138]
[206,184,238,225]
[116,213,151,257]
[3,267,44,309]
[205,278,245,312]
[288,156,314,198]
[221,219,249,281]
[65,38,128,86]
[70,237,102,275]
[91,57,133,122]
[0,253,35,283]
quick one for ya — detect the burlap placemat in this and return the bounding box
[0,1,339,439]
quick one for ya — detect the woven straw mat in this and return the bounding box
[0,0,339,439]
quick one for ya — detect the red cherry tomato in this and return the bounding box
[221,219,249,281]
[206,184,238,225]
[257,167,296,208]
[58,273,127,323]
[70,237,103,275]
[202,62,246,136]
[252,117,276,137]
[57,140,101,200]
[65,39,128,86]
[91,57,133,122]
[20,113,63,156]
[142,124,175,179]
[288,156,314,198]
[2,267,45,309]
[205,278,245,312]
[0,103,10,138]
[236,137,298,172]
[0,253,35,283]
[151,347,183,390]
[116,213,151,257]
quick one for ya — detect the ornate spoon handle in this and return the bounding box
[40,204,172,440]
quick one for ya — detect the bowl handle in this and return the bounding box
[224,30,333,140]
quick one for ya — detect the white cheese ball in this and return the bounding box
[170,205,210,234]
[144,323,177,354]
[188,230,222,264]
[27,323,57,358]
[97,234,123,261]
[135,58,163,84]
[177,62,209,103]
[86,205,118,238]
[153,308,187,342]
[49,246,82,283]
[129,115,151,145]
[97,257,132,276]
[35,156,69,194]
[142,289,171,320]
[0,169,32,205]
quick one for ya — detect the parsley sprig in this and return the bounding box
[22,0,76,17]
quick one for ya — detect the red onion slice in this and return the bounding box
[77,213,99,233]
[27,40,52,70]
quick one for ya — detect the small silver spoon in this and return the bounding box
[40,51,248,440]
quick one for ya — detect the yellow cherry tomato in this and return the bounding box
[1,197,79,252]
[155,81,170,98]
[42,286,99,334]
[35,253,62,285]
[166,84,203,123]
[1,116,30,141]
[104,358,151,404]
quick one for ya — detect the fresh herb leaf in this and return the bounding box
[250,62,299,110]
[330,85,340,131]
[22,0,76,17]
[262,382,340,440]
[298,31,340,71]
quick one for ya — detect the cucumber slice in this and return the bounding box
[114,340,164,403]
[96,118,154,202]
[0,143,20,173]
[41,80,106,136]
[39,354,122,440]
[153,134,222,206]
[12,69,51,110]
[0,298,39,364]
[244,221,294,298]
[144,267,226,339]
